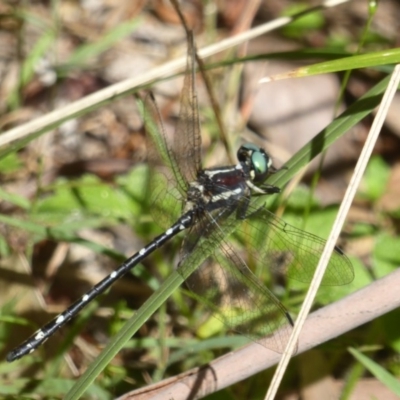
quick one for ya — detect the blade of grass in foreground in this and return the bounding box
[348,347,400,397]
[260,48,400,82]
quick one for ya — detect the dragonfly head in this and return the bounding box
[237,143,274,183]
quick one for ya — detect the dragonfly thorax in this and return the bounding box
[185,164,249,214]
[185,143,276,214]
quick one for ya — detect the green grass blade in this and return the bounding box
[348,347,400,396]
[63,18,142,70]
[0,187,30,209]
[8,27,57,109]
[266,48,400,81]
[64,270,184,400]
[0,214,48,238]
[297,48,400,76]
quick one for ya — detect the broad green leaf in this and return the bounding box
[359,156,390,201]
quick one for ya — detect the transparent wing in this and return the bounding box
[142,32,202,228]
[234,204,354,286]
[173,30,202,184]
[178,211,293,353]
[177,200,353,353]
[143,93,187,227]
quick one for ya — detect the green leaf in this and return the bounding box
[197,314,225,339]
[0,153,22,174]
[281,3,325,38]
[359,156,390,201]
[35,175,138,221]
[373,234,400,265]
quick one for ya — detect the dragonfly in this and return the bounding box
[7,32,353,362]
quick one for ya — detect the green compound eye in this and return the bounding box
[237,143,272,182]
[251,149,268,175]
